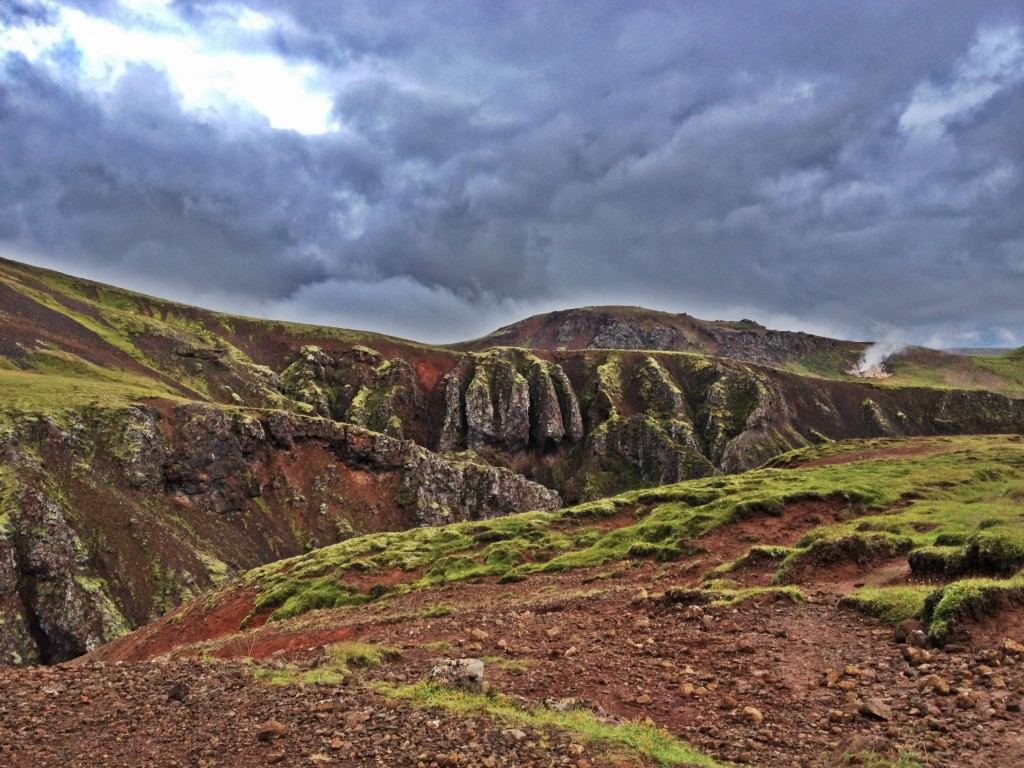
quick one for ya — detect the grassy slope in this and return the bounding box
[0,257,439,415]
[4,258,1023,398]
[194,435,1024,645]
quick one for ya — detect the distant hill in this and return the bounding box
[453,305,865,374]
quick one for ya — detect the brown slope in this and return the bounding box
[87,436,1024,768]
[451,305,865,370]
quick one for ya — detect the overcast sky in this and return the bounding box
[2,1,1023,346]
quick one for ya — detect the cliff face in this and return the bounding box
[0,403,558,665]
[410,348,1024,500]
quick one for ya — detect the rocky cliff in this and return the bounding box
[455,306,861,371]
[0,402,557,665]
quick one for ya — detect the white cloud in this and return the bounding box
[262,276,535,344]
[900,27,1024,138]
[0,0,335,134]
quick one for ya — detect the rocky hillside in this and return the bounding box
[0,402,557,665]
[453,305,864,370]
[2,257,1024,668]
[76,436,1024,768]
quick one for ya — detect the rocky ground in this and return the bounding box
[4,552,1010,768]
[0,657,607,768]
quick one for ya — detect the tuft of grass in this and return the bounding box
[663,585,805,607]
[251,640,399,686]
[380,681,727,767]
[843,586,932,624]
[923,575,1024,644]
[419,604,455,618]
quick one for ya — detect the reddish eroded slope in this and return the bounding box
[92,548,1024,768]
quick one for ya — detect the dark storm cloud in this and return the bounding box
[1,0,1024,344]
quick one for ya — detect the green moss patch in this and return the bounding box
[226,436,1024,628]
[380,682,727,767]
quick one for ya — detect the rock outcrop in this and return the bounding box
[439,350,584,456]
[0,403,557,666]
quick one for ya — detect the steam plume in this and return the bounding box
[857,339,907,375]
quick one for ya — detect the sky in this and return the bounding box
[1,1,1023,347]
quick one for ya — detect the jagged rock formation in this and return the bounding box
[280,345,428,443]
[438,351,583,454]
[428,348,1024,501]
[0,403,557,666]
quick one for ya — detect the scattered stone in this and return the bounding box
[429,658,485,694]
[257,720,288,742]
[859,699,893,721]
[919,674,951,696]
[742,706,764,724]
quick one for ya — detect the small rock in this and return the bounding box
[742,706,764,724]
[1000,638,1024,655]
[501,728,527,743]
[956,692,977,710]
[918,674,951,696]
[257,720,288,742]
[894,619,923,643]
[902,646,931,665]
[470,628,489,641]
[430,658,485,694]
[859,699,893,721]
[636,694,653,705]
[908,630,929,648]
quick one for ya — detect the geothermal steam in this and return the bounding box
[849,339,906,378]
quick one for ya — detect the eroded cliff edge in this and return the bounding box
[0,403,557,665]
